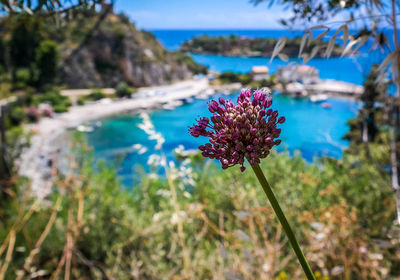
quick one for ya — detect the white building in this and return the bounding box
[250,66,269,81]
[277,65,319,84]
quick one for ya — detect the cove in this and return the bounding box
[86,92,360,186]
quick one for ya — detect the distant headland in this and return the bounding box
[179,35,343,58]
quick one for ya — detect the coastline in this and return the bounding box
[18,78,210,198]
[17,77,362,198]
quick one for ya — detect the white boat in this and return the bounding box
[76,125,95,133]
[162,100,183,110]
[310,94,328,103]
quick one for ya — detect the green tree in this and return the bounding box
[115,82,132,98]
[9,17,42,83]
[0,39,6,72]
[35,40,58,87]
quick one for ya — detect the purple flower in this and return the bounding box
[189,89,285,171]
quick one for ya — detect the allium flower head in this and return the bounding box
[189,89,285,171]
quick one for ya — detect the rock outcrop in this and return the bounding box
[59,13,204,88]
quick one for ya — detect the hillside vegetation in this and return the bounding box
[180,35,343,57]
[0,11,207,89]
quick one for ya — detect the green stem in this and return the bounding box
[251,163,315,280]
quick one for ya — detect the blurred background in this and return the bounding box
[0,0,400,279]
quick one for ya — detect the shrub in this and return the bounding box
[88,89,106,101]
[32,90,72,112]
[115,82,132,98]
[13,68,30,89]
[0,136,397,279]
[77,98,85,106]
[9,106,25,126]
[53,104,68,113]
[35,40,58,86]
[25,106,40,122]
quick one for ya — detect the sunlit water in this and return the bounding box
[84,29,378,185]
[151,29,387,85]
[86,93,360,186]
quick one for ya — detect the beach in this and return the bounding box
[17,76,363,196]
[18,78,209,197]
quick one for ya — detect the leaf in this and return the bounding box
[309,24,328,30]
[299,32,309,57]
[278,53,289,62]
[343,24,349,46]
[270,36,286,63]
[23,5,33,15]
[325,35,337,58]
[341,38,359,57]
[302,53,311,64]
[377,52,395,72]
[310,46,320,60]
[332,24,346,39]
[350,35,369,55]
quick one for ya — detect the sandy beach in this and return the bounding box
[17,76,363,197]
[18,78,209,197]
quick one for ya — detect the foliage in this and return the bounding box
[4,126,30,170]
[251,0,362,25]
[77,98,85,106]
[174,51,208,74]
[35,40,58,87]
[87,89,106,101]
[0,135,397,279]
[8,106,25,126]
[180,35,342,58]
[0,0,103,17]
[13,68,31,90]
[344,65,386,144]
[9,17,42,72]
[30,89,72,113]
[115,82,134,98]
[218,72,276,88]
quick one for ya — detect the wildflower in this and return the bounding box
[189,89,315,279]
[189,89,285,171]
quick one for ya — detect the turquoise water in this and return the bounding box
[87,93,359,186]
[190,54,383,85]
[85,29,378,185]
[151,29,307,50]
[150,29,387,85]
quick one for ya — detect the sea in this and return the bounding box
[86,29,381,186]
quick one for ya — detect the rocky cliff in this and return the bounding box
[59,13,205,88]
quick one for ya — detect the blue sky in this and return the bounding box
[114,0,291,30]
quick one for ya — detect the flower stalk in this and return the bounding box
[251,163,315,280]
[189,88,315,278]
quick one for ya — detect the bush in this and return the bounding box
[35,40,58,87]
[115,82,132,98]
[219,72,252,85]
[53,104,68,113]
[88,89,106,101]
[25,106,40,122]
[175,51,208,74]
[32,90,72,112]
[13,68,30,89]
[77,98,85,106]
[0,135,397,279]
[9,106,25,126]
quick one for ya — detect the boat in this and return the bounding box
[310,93,328,103]
[162,100,183,110]
[321,102,332,109]
[76,124,95,133]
